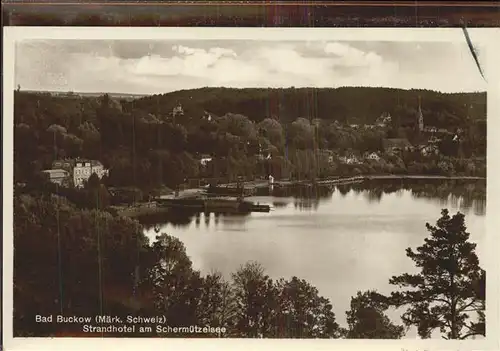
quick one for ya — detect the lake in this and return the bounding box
[141,179,486,337]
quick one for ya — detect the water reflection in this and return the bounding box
[139,209,252,231]
[138,180,486,229]
[272,201,289,209]
[139,179,486,338]
[293,198,320,211]
[271,179,487,215]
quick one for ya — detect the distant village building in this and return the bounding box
[172,103,184,117]
[383,138,413,153]
[339,154,361,165]
[256,144,273,161]
[420,144,439,157]
[365,152,381,161]
[202,111,214,121]
[41,169,70,186]
[376,113,392,128]
[199,155,213,166]
[257,152,272,161]
[428,135,441,144]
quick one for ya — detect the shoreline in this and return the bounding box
[219,174,486,190]
[118,175,485,218]
[363,174,485,180]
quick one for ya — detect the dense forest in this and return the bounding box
[14,87,486,199]
[130,87,486,126]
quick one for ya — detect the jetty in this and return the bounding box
[155,197,270,213]
[205,184,256,197]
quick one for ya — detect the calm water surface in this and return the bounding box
[142,180,486,334]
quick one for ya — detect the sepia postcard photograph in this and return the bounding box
[2,27,499,351]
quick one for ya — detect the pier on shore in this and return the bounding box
[155,197,271,213]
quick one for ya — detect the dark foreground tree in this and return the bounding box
[231,261,277,337]
[345,290,405,339]
[275,276,341,338]
[388,209,485,339]
[230,262,341,338]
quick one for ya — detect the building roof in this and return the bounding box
[52,159,76,167]
[42,169,69,175]
[383,138,412,149]
[74,159,104,167]
[53,158,104,168]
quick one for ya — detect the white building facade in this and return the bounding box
[73,160,109,188]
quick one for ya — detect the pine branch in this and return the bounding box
[457,299,482,314]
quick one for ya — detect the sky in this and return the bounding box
[15,39,487,94]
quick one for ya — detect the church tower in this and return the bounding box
[417,96,424,132]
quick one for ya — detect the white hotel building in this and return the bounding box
[51,159,109,188]
[73,160,109,188]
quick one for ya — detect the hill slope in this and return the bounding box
[127,87,486,128]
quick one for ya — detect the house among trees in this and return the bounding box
[383,138,413,154]
[419,144,439,157]
[258,152,272,161]
[339,154,361,165]
[40,169,70,186]
[199,154,213,166]
[202,111,214,121]
[376,112,392,128]
[172,103,184,117]
[256,143,274,161]
[428,135,442,144]
[365,152,381,161]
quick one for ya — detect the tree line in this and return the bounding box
[14,88,486,196]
